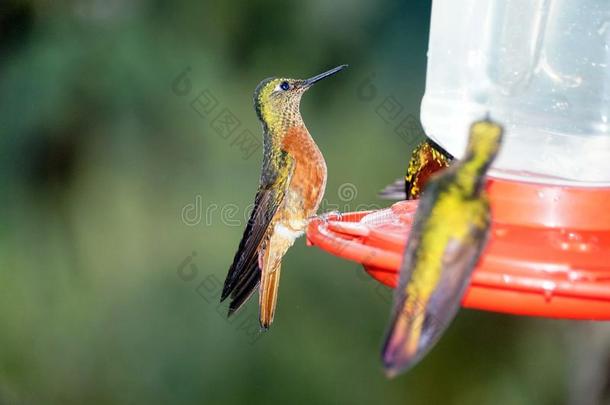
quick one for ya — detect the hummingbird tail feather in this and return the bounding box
[259,233,292,329]
[259,265,282,330]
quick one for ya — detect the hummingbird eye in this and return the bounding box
[280,81,290,91]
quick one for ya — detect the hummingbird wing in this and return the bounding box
[378,178,407,200]
[378,140,452,201]
[221,154,295,316]
[405,141,452,200]
[417,215,490,353]
[382,190,491,376]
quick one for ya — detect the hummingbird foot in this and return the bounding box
[314,210,342,223]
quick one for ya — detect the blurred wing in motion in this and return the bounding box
[378,178,407,200]
[382,200,491,376]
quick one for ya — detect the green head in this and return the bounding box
[454,119,504,195]
[464,119,503,171]
[254,65,347,136]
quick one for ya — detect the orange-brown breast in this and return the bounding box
[281,126,327,214]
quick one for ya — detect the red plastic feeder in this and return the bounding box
[307,177,610,320]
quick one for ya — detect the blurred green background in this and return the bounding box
[0,0,595,404]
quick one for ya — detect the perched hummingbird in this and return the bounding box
[382,119,503,377]
[221,65,348,329]
[379,138,452,200]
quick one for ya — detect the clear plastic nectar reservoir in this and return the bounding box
[421,0,610,185]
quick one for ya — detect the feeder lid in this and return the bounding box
[306,177,610,320]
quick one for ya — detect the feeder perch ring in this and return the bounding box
[306,177,610,320]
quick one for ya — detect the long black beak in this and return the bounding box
[303,64,348,87]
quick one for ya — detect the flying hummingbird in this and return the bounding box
[382,119,503,377]
[378,138,452,200]
[221,65,348,329]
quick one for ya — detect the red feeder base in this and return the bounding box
[306,177,610,320]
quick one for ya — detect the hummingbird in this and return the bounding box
[221,65,348,329]
[379,138,452,200]
[381,119,503,377]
